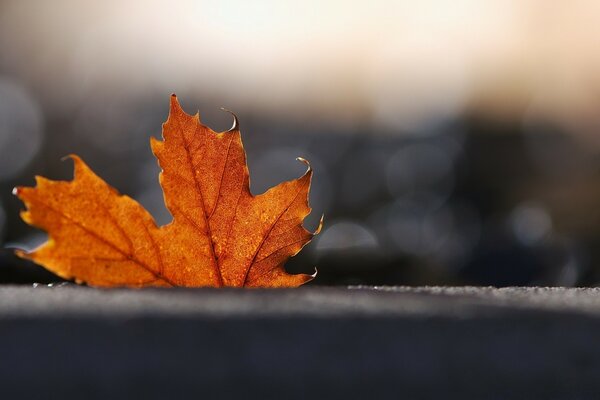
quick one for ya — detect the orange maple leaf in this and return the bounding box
[14,95,322,287]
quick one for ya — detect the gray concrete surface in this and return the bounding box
[1,285,600,399]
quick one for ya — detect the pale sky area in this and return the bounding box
[1,0,600,133]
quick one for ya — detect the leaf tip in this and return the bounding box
[296,157,312,173]
[33,175,48,187]
[60,153,83,165]
[19,210,33,225]
[14,248,27,259]
[314,214,324,235]
[12,185,31,201]
[150,135,162,148]
[220,107,239,132]
[169,94,182,115]
[61,154,89,178]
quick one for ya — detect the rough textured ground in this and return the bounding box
[1,285,600,399]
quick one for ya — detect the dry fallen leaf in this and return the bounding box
[14,95,321,287]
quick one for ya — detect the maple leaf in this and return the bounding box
[14,95,322,287]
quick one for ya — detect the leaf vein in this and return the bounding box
[35,200,174,286]
[174,115,223,286]
[241,178,308,286]
[208,132,235,220]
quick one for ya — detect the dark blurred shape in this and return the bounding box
[0,78,43,181]
[386,142,455,206]
[0,248,61,284]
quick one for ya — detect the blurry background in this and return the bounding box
[1,0,600,286]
